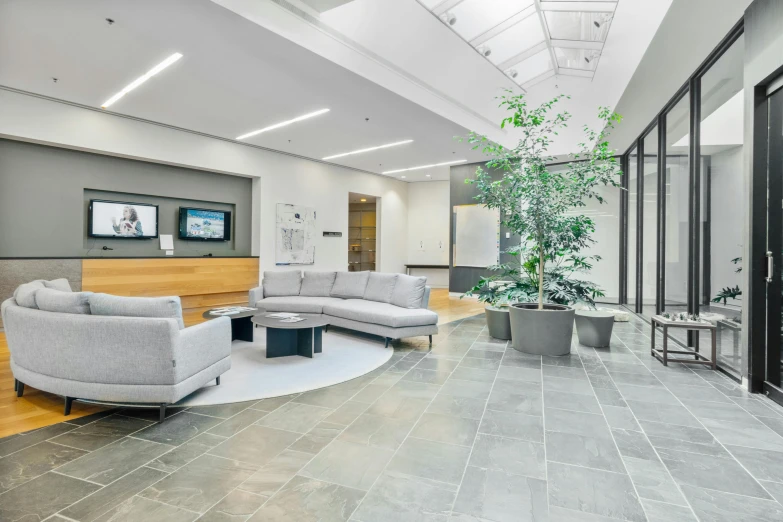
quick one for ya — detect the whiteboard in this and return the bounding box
[453,204,500,268]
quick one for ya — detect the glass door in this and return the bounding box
[765,87,783,403]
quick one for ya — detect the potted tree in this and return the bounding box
[465,92,621,355]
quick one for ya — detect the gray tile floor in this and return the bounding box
[3,314,783,521]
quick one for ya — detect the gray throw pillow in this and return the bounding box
[35,288,92,314]
[263,271,302,297]
[300,271,337,297]
[330,271,371,299]
[363,273,398,303]
[13,281,45,309]
[390,274,427,309]
[89,293,185,329]
[43,279,72,292]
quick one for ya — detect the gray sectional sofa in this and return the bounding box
[1,279,232,421]
[249,270,438,346]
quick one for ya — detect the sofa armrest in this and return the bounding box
[421,286,432,309]
[175,317,232,381]
[249,286,263,307]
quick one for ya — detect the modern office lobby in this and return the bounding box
[2,0,783,521]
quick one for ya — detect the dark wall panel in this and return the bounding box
[0,139,253,258]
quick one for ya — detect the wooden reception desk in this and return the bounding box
[81,257,259,311]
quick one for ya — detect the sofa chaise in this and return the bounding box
[249,270,438,346]
[1,279,232,422]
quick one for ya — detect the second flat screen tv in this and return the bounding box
[179,207,231,241]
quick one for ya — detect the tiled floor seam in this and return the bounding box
[616,329,783,505]
[445,329,504,519]
[344,325,482,521]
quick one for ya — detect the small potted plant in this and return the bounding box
[464,276,514,340]
[464,92,621,356]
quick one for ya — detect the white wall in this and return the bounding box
[0,89,409,276]
[406,181,449,287]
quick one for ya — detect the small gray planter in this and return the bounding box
[574,310,614,347]
[509,303,574,356]
[485,306,511,340]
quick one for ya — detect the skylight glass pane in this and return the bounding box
[554,47,599,70]
[483,14,544,65]
[514,49,552,84]
[447,0,534,41]
[544,11,612,42]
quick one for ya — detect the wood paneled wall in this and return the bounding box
[82,258,259,308]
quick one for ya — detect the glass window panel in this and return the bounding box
[628,149,638,306]
[447,0,535,41]
[484,14,544,65]
[699,34,744,377]
[544,11,613,42]
[511,48,552,84]
[554,47,600,70]
[642,127,658,319]
[663,93,689,322]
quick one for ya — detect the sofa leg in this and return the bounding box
[429,335,433,345]
[324,325,328,333]
[159,404,167,423]
[64,397,74,416]
[14,379,18,392]
[216,376,221,386]
[384,337,391,348]
[16,382,24,397]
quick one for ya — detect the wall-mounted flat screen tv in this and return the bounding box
[179,207,231,241]
[88,199,159,239]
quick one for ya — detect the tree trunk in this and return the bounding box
[538,253,544,310]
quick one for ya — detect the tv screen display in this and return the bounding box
[89,200,159,239]
[179,207,231,241]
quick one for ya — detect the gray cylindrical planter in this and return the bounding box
[509,303,575,356]
[485,306,511,340]
[574,310,614,347]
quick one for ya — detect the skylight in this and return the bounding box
[418,0,618,89]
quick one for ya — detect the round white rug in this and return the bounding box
[175,329,392,407]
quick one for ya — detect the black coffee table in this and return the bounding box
[202,308,258,342]
[252,313,329,358]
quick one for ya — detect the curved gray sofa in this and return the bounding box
[250,270,438,346]
[1,279,232,421]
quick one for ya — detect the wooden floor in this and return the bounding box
[0,288,484,438]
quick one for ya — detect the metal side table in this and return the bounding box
[651,315,717,369]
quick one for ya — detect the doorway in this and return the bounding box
[348,193,377,273]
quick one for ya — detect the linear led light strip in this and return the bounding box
[236,109,330,140]
[383,159,467,175]
[323,140,413,160]
[101,53,183,109]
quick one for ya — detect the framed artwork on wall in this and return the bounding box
[276,203,316,265]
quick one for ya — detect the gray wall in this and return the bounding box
[449,162,519,293]
[0,139,253,258]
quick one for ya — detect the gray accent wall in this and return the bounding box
[449,162,519,293]
[0,139,253,258]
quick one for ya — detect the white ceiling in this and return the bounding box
[0,0,673,183]
[0,0,485,182]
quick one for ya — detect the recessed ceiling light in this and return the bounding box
[426,174,431,178]
[360,198,367,202]
[401,176,406,179]
[236,109,330,140]
[101,52,182,109]
[322,139,413,160]
[383,159,467,175]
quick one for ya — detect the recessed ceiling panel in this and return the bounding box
[514,48,552,84]
[544,10,613,42]
[447,0,535,41]
[484,14,545,65]
[554,47,599,70]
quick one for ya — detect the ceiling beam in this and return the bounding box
[533,0,559,76]
[549,39,603,50]
[431,0,468,16]
[469,5,537,47]
[539,1,616,13]
[521,69,556,90]
[497,41,548,71]
[558,68,594,78]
